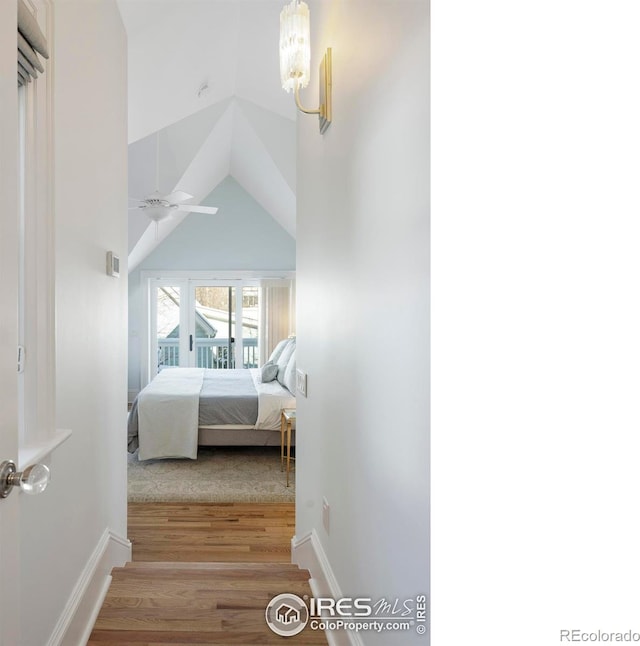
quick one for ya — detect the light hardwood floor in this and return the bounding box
[88,503,327,645]
[128,502,296,563]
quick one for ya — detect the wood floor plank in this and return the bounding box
[112,567,311,581]
[100,595,273,610]
[131,551,292,563]
[121,561,300,571]
[89,628,327,644]
[105,579,312,596]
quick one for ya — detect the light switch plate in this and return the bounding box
[296,369,307,397]
[106,251,120,277]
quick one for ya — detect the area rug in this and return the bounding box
[127,446,295,503]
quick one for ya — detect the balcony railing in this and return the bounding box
[157,337,258,370]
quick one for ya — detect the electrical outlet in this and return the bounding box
[322,497,330,534]
[296,369,307,397]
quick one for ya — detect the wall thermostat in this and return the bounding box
[106,251,120,277]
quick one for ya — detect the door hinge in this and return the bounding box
[17,345,25,373]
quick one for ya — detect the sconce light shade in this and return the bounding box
[279,0,332,134]
[279,0,311,93]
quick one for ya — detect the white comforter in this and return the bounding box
[135,368,295,460]
[137,368,204,460]
[250,368,296,430]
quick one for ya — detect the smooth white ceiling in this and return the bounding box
[117,0,297,269]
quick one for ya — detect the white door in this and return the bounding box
[148,279,261,382]
[0,252,21,646]
[0,1,23,640]
[0,162,22,641]
[144,274,274,387]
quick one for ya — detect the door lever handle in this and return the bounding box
[0,460,50,499]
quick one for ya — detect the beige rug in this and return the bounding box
[127,446,295,503]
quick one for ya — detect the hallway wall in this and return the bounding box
[295,2,429,644]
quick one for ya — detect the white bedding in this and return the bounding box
[137,368,204,460]
[195,370,295,431]
[250,368,296,430]
[132,367,295,459]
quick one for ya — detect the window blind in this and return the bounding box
[17,0,48,86]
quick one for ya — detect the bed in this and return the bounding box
[128,337,296,460]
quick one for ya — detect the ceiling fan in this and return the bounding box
[128,190,218,222]
[128,131,219,223]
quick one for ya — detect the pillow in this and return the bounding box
[268,338,292,365]
[276,339,296,384]
[261,361,279,382]
[283,351,296,394]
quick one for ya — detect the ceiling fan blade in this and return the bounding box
[164,190,194,203]
[174,205,219,214]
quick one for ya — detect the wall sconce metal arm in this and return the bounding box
[291,48,331,133]
[294,81,321,115]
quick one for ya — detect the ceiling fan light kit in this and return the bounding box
[134,194,179,222]
[143,206,177,223]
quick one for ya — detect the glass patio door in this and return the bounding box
[148,279,260,381]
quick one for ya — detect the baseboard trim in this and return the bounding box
[47,528,131,646]
[291,530,364,646]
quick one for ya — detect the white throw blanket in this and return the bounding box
[138,368,204,460]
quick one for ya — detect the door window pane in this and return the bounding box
[156,286,181,370]
[242,287,259,368]
[194,286,235,369]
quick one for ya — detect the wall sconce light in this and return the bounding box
[279,0,332,134]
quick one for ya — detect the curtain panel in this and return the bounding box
[259,280,295,365]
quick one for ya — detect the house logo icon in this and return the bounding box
[276,603,301,625]
[265,593,309,636]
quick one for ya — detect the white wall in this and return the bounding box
[295,2,429,644]
[18,2,129,644]
[127,176,295,396]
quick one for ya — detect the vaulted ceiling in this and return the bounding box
[117,0,297,271]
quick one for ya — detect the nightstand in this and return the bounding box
[280,408,296,487]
